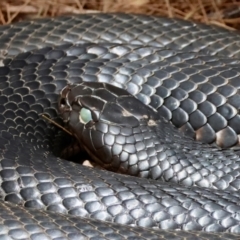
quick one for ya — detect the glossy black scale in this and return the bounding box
[1,13,240,240]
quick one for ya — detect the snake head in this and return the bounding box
[58,82,159,172]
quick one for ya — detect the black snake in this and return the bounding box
[2,13,240,240]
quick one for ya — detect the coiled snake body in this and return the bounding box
[2,13,240,239]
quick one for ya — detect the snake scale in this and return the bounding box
[2,13,240,239]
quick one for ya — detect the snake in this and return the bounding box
[2,13,240,240]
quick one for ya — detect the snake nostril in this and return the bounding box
[60,98,66,108]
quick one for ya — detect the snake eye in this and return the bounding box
[79,108,92,124]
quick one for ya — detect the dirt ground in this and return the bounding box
[0,0,240,30]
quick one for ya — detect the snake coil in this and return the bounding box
[1,13,240,240]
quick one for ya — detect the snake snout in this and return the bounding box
[58,85,73,123]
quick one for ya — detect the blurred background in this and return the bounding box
[0,0,240,30]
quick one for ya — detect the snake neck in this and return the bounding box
[78,117,240,191]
